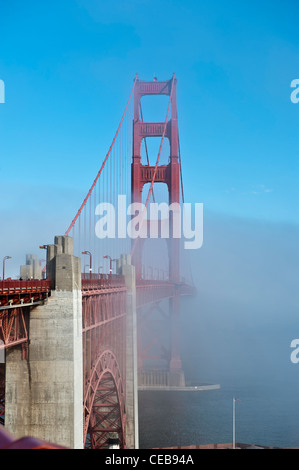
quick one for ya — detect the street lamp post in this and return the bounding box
[103,255,116,275]
[84,264,90,277]
[2,256,12,281]
[148,266,153,280]
[82,251,92,279]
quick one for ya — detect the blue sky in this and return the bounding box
[0,0,298,275]
[1,2,299,444]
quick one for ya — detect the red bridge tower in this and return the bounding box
[132,75,185,387]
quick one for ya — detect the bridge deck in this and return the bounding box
[0,277,194,307]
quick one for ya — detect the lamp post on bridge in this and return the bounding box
[103,255,116,276]
[39,246,48,280]
[148,266,153,280]
[2,256,12,281]
[82,251,92,279]
[84,264,90,278]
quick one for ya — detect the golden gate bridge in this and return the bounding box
[0,75,196,449]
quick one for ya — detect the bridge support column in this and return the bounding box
[118,254,139,449]
[5,236,83,449]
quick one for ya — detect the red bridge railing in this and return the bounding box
[136,279,196,308]
[81,274,126,294]
[0,280,51,308]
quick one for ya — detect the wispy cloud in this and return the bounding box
[251,184,273,195]
[225,187,236,193]
[225,185,273,195]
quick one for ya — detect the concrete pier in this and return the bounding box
[5,236,83,449]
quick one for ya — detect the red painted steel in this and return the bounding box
[0,280,50,355]
[83,351,126,449]
[0,280,51,307]
[82,275,127,449]
[131,76,175,273]
[82,275,126,293]
[0,307,29,356]
[131,75,184,375]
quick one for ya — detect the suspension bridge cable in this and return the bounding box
[65,77,137,236]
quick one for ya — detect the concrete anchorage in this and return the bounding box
[5,236,83,449]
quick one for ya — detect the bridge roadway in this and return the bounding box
[0,276,193,351]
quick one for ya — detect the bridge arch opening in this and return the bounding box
[83,350,126,449]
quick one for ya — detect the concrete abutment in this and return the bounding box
[5,236,83,449]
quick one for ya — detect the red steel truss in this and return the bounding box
[0,280,50,357]
[131,75,189,379]
[0,307,30,358]
[83,352,126,449]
